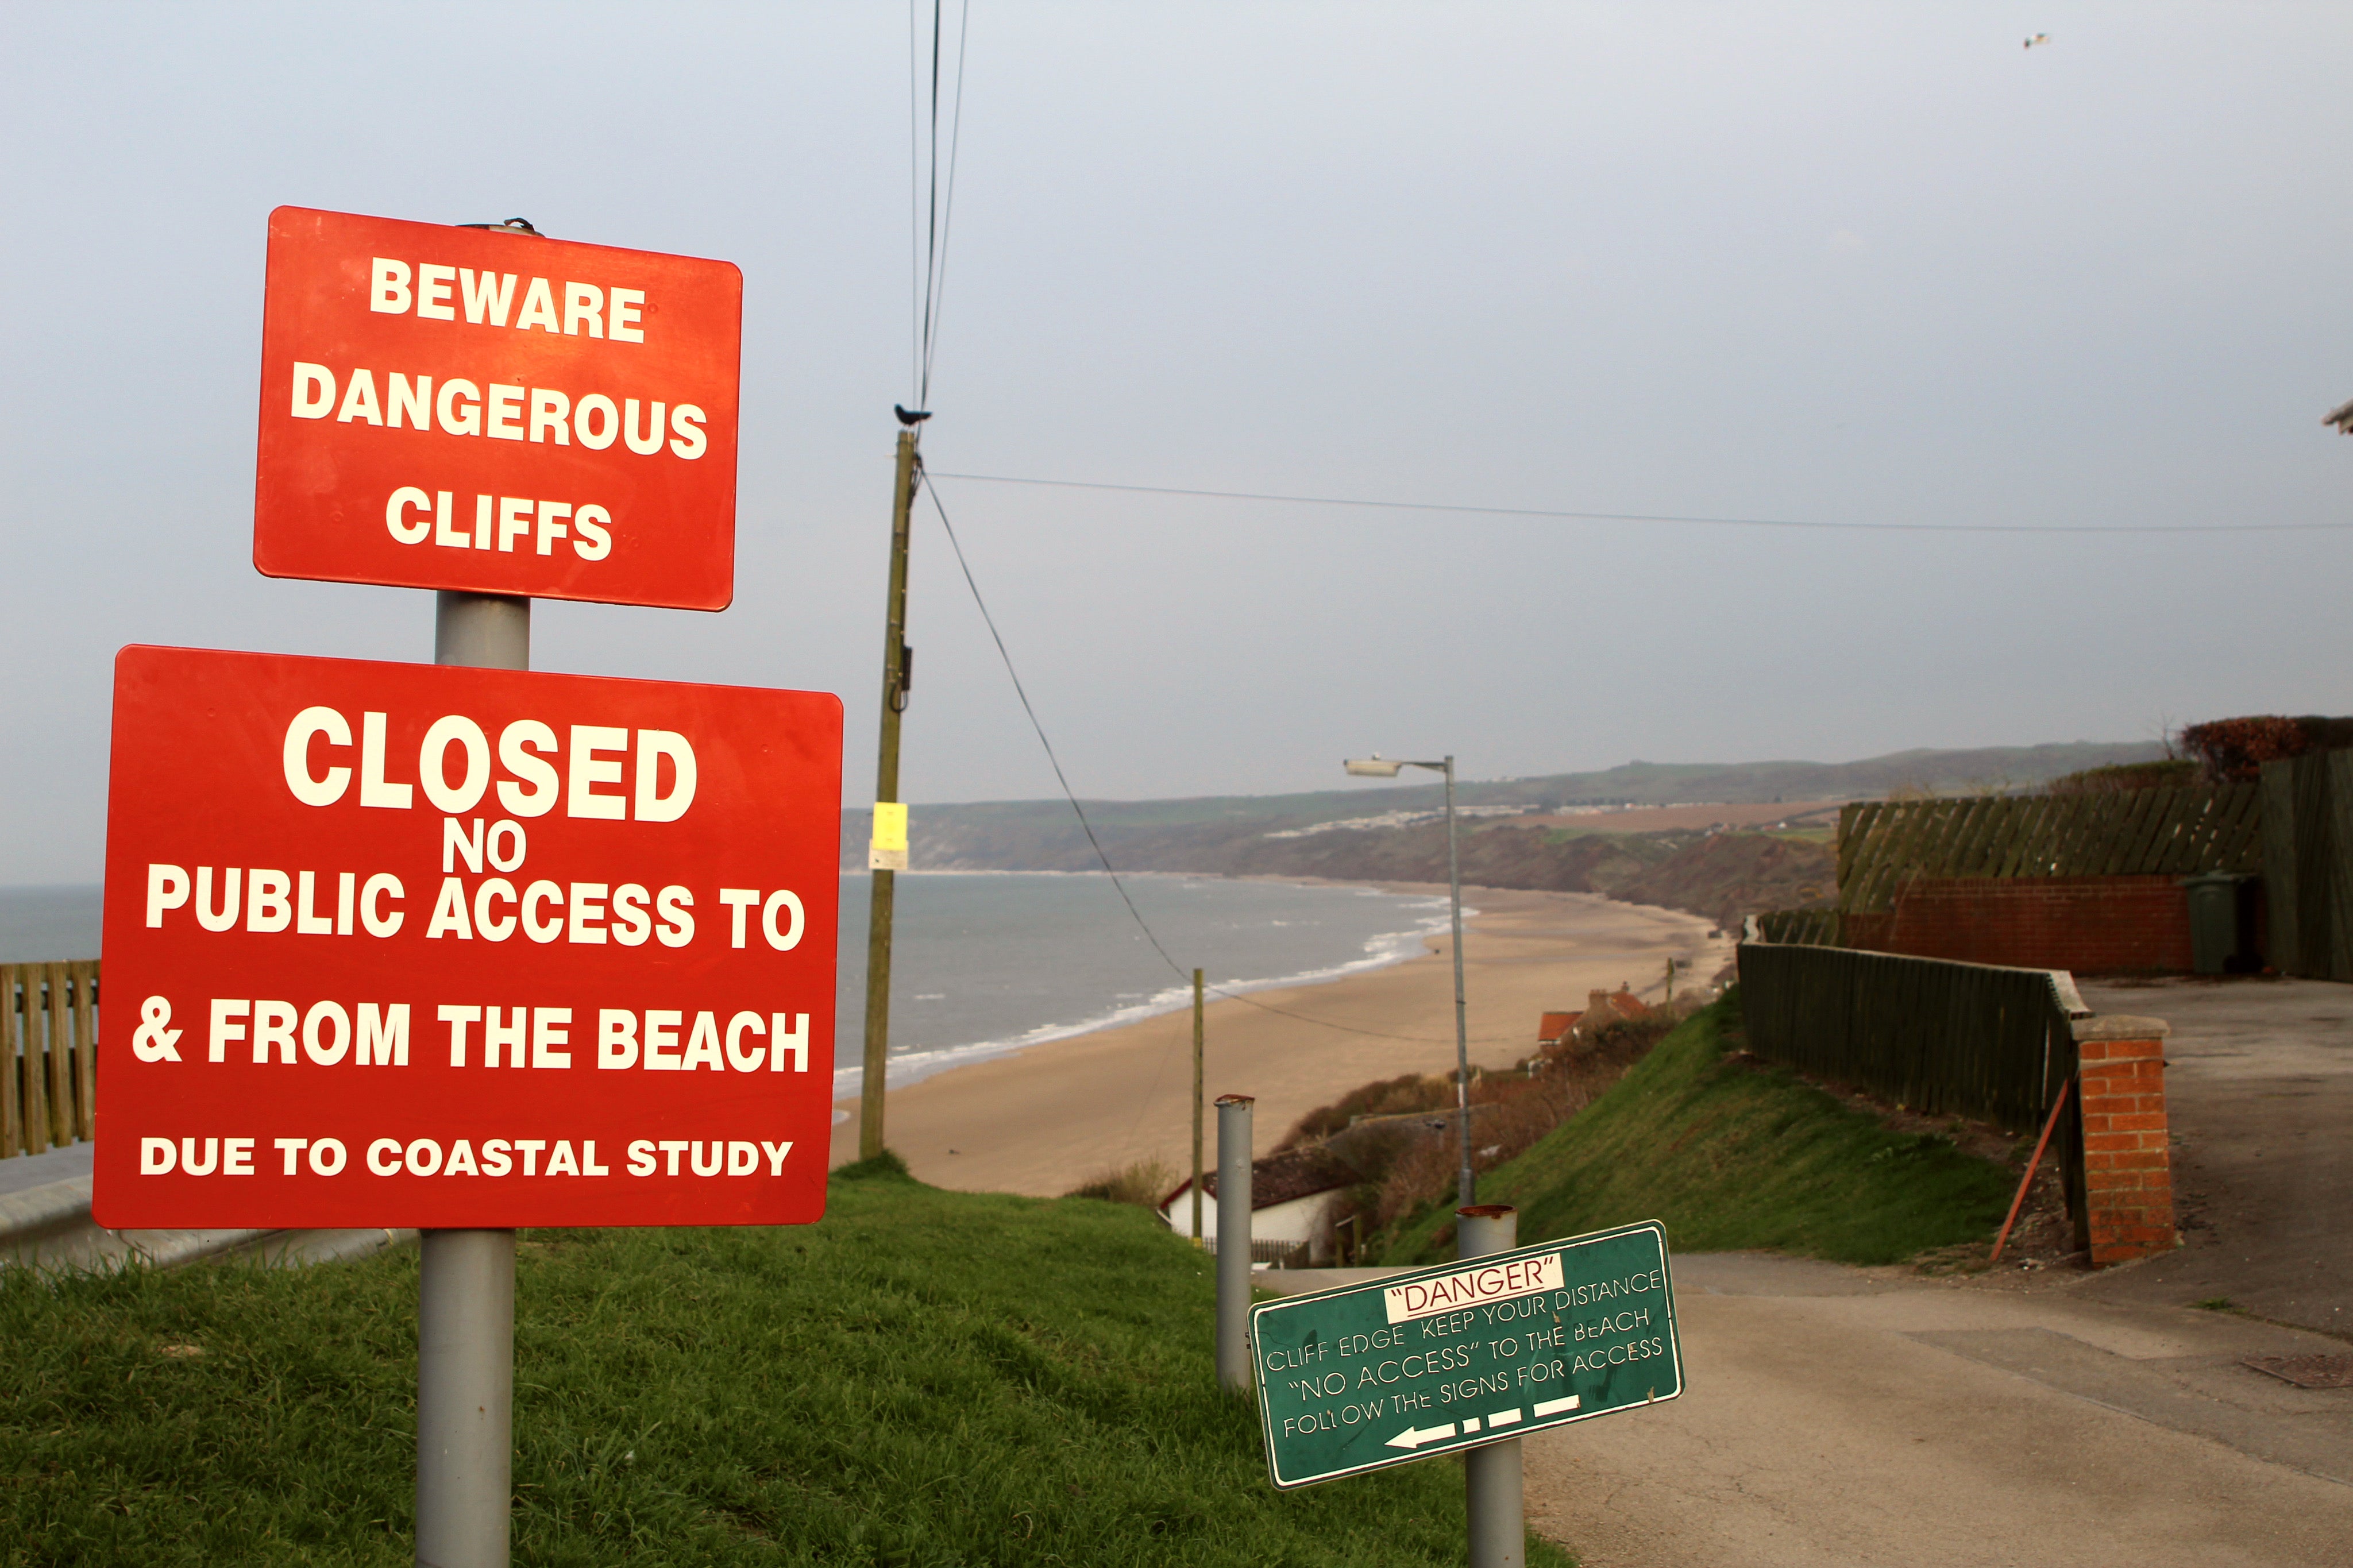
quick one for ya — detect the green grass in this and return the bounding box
[1381,997,2015,1267]
[2,1153,1572,1567]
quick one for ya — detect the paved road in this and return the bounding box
[1521,1253,2351,1567]
[1263,978,2353,1564]
[1521,978,2353,1563]
[2073,976,2353,1337]
[1267,1254,2350,1564]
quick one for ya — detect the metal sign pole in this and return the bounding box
[416,589,527,1568]
[1214,1093,1253,1391]
[1443,756,1472,1209]
[1191,970,1205,1244]
[1457,1204,1525,1568]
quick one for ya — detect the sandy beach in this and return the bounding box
[827,886,1731,1196]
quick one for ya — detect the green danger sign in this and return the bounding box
[1247,1221,1681,1489]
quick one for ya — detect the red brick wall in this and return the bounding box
[1850,875,2192,975]
[2076,1024,2177,1266]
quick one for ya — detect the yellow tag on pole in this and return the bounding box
[869,802,909,871]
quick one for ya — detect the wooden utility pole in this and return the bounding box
[1191,968,1205,1242]
[859,430,921,1160]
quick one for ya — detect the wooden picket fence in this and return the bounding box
[5,961,98,1157]
[1737,941,2082,1134]
[1835,786,2261,914]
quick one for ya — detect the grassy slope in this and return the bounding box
[2,1157,1569,1567]
[1384,999,2015,1267]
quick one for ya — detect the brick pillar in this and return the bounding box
[2072,1015,2177,1266]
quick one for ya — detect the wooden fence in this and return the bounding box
[5,961,98,1158]
[1737,941,2082,1135]
[1754,909,1842,947]
[1835,786,2261,914]
[2261,752,2353,980]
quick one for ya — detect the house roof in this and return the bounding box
[1160,1145,1359,1212]
[1542,989,1651,1042]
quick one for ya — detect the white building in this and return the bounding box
[1158,1146,1359,1265]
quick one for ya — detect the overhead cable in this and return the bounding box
[928,471,2353,535]
[907,3,923,401]
[914,0,971,411]
[919,473,1518,1048]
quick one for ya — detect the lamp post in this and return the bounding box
[1344,753,1473,1210]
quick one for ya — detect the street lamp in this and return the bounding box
[1343,752,1473,1208]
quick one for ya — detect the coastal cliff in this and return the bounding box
[835,742,2157,928]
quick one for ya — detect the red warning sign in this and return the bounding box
[93,646,840,1229]
[252,206,742,610]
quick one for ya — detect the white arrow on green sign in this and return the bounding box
[1247,1220,1681,1489]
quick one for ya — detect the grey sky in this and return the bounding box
[5,4,2351,885]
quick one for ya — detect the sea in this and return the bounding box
[0,874,1456,1103]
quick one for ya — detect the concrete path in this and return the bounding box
[1256,977,2353,1561]
[1522,1253,2350,1567]
[1263,1254,2352,1564]
[0,1140,415,1272]
[2073,976,2353,1337]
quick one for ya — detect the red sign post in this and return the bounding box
[93,646,840,1229]
[253,207,742,610]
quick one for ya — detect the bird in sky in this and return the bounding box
[894,405,932,427]
[2024,33,2050,49]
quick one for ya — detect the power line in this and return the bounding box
[913,7,960,399]
[928,470,2353,535]
[918,470,1521,1049]
[914,0,970,410]
[918,471,1185,975]
[919,3,942,404]
[908,2,921,402]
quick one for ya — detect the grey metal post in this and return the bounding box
[1191,970,1205,1243]
[1458,1204,1523,1568]
[1215,1093,1253,1391]
[433,590,529,670]
[418,590,525,1568]
[1443,756,1472,1208]
[417,1230,516,1567]
[1345,752,1475,1204]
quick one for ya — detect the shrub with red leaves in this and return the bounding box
[2179,716,2323,782]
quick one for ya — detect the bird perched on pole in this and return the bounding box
[894,405,932,427]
